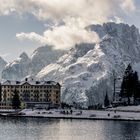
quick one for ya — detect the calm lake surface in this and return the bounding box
[0,117,139,140]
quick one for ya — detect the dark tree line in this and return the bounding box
[120,64,139,104]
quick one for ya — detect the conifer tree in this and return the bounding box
[120,64,139,104]
[0,83,2,102]
[133,71,139,99]
[104,92,110,107]
[12,89,21,109]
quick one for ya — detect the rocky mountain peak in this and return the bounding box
[19,52,29,60]
[88,22,140,42]
[0,56,7,79]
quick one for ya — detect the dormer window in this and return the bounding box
[36,81,40,84]
[16,81,20,84]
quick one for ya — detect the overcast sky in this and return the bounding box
[0,0,140,62]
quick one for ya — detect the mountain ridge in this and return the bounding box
[2,45,66,80]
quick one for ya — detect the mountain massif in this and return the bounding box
[36,23,140,107]
[1,22,140,107]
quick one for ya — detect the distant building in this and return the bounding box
[0,79,61,109]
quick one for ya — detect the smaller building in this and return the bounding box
[0,79,61,109]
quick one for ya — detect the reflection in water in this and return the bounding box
[119,121,140,140]
[0,118,139,140]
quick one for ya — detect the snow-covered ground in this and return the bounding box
[13,106,140,121]
[1,105,140,121]
[107,105,140,112]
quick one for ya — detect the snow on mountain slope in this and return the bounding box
[30,45,65,75]
[0,56,7,79]
[37,22,140,107]
[2,52,31,80]
[2,45,65,80]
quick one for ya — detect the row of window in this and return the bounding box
[2,85,59,89]
[2,89,55,93]
[6,98,51,102]
[5,95,59,101]
[2,91,60,98]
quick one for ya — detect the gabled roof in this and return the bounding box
[1,80,60,86]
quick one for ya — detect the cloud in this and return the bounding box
[0,0,136,23]
[16,24,100,50]
[16,32,46,44]
[120,0,136,13]
[0,0,135,49]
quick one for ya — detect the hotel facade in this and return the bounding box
[0,79,61,109]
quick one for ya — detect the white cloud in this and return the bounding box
[120,0,135,13]
[16,32,46,44]
[16,24,100,50]
[1,0,135,49]
[0,0,135,23]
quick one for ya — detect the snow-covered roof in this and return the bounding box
[1,80,60,86]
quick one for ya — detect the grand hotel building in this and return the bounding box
[0,79,61,109]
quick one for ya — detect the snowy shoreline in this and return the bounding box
[1,106,140,121]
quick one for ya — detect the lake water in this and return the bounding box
[0,117,139,140]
